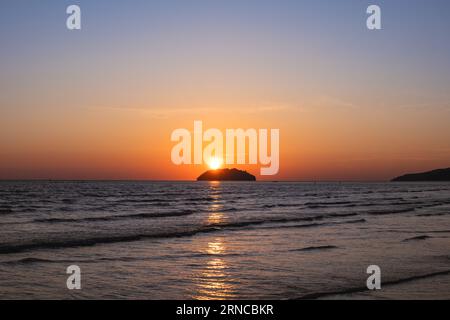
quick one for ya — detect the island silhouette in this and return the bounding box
[392,167,450,181]
[197,168,256,181]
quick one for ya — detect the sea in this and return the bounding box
[0,181,449,299]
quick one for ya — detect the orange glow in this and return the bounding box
[2,96,450,181]
[207,157,223,170]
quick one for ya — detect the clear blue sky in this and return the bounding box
[2,0,450,107]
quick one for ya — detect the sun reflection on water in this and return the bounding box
[192,237,236,300]
[192,185,236,300]
[207,212,224,224]
[207,238,225,255]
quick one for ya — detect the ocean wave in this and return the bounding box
[2,256,147,265]
[416,201,450,209]
[258,219,366,230]
[62,199,77,204]
[114,198,173,204]
[13,208,38,213]
[188,252,244,258]
[0,217,363,254]
[261,203,302,208]
[367,208,415,215]
[305,201,352,206]
[185,197,215,202]
[289,245,339,252]
[214,207,238,212]
[402,235,432,242]
[277,204,301,208]
[3,257,59,264]
[343,203,379,208]
[417,212,449,217]
[326,213,358,218]
[34,209,196,224]
[296,269,450,300]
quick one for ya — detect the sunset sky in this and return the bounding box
[1,0,450,180]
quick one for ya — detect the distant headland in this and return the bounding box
[392,167,450,182]
[197,168,256,181]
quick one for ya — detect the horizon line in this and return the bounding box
[0,178,397,183]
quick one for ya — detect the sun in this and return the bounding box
[207,157,223,170]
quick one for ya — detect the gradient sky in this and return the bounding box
[1,0,450,180]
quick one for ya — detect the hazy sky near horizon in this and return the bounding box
[1,0,450,180]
